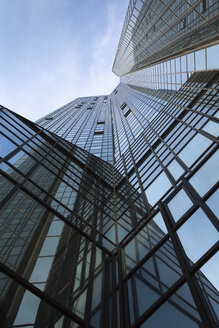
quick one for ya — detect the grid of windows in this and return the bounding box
[37,96,113,164]
[113,0,219,76]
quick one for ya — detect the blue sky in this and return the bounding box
[0,0,128,121]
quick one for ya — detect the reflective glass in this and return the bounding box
[206,190,219,218]
[30,257,54,282]
[39,236,59,256]
[168,189,193,222]
[178,134,211,167]
[196,253,219,322]
[47,220,64,235]
[189,151,219,197]
[195,49,205,71]
[207,45,219,69]
[14,290,41,325]
[0,133,17,157]
[145,171,172,206]
[167,159,185,180]
[202,119,219,137]
[177,208,218,263]
[141,298,200,328]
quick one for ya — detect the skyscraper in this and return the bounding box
[0,1,219,328]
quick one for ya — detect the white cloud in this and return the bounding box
[84,3,123,96]
[0,1,128,121]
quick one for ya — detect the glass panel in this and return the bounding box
[167,159,185,180]
[73,289,87,319]
[195,49,205,71]
[202,119,219,137]
[196,253,219,322]
[142,302,199,327]
[198,252,219,292]
[207,45,219,70]
[30,257,54,283]
[187,53,194,71]
[9,149,36,174]
[14,289,41,325]
[39,236,60,256]
[141,287,201,327]
[135,276,159,316]
[178,134,211,167]
[0,133,17,157]
[177,208,218,263]
[47,219,64,236]
[125,212,168,271]
[206,190,219,218]
[0,272,76,327]
[189,151,219,197]
[168,189,193,222]
[92,273,102,310]
[145,171,172,206]
[153,211,168,234]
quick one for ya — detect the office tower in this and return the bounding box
[0,1,219,328]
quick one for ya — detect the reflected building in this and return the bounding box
[0,0,219,328]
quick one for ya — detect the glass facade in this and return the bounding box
[0,1,219,327]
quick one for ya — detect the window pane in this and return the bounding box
[195,49,205,71]
[142,299,200,328]
[145,171,172,206]
[0,133,17,157]
[206,190,219,218]
[167,159,185,180]
[177,208,218,263]
[178,134,211,167]
[196,253,219,322]
[207,45,219,69]
[189,151,219,197]
[202,119,219,137]
[39,236,59,256]
[30,257,53,282]
[168,189,193,222]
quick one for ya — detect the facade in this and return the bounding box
[0,1,219,328]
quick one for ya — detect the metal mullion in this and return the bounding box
[184,0,219,33]
[134,266,203,325]
[0,169,112,256]
[70,212,116,248]
[184,145,218,182]
[146,225,164,294]
[0,108,37,137]
[182,178,219,231]
[0,147,51,207]
[0,163,78,221]
[131,275,139,322]
[34,126,115,192]
[84,193,103,324]
[159,203,217,328]
[131,274,185,328]
[119,206,160,249]
[121,156,139,229]
[143,134,176,185]
[117,246,130,328]
[168,98,219,123]
[33,156,115,222]
[155,100,219,144]
[0,262,92,328]
[111,255,118,328]
[124,232,169,282]
[1,116,34,141]
[100,255,109,328]
[117,0,173,68]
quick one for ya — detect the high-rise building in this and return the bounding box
[0,1,219,328]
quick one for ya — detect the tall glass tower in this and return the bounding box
[0,1,219,327]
